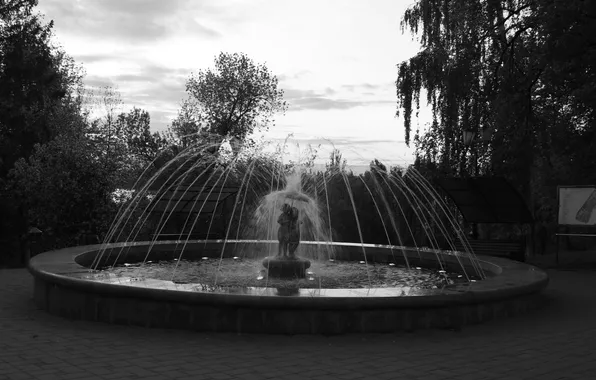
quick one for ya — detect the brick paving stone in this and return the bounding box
[2,268,596,379]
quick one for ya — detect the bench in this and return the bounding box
[452,239,526,262]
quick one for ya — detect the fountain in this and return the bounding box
[28,135,549,333]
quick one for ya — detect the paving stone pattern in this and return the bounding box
[1,268,595,379]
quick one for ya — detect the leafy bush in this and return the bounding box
[8,133,119,248]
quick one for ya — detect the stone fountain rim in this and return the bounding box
[28,240,549,310]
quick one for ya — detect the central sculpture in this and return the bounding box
[262,202,311,279]
[277,203,300,257]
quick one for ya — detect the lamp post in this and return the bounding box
[462,127,493,239]
[463,129,477,178]
[463,128,484,240]
[463,128,492,176]
[24,226,43,265]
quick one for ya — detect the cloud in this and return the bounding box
[292,97,364,111]
[266,136,403,147]
[86,63,189,100]
[84,75,116,88]
[39,0,221,43]
[74,54,114,64]
[147,109,178,131]
[82,63,191,131]
[283,88,393,111]
[278,70,311,83]
[110,65,190,84]
[341,83,386,92]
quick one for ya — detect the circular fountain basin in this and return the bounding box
[28,240,549,334]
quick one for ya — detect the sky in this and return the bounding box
[37,0,431,172]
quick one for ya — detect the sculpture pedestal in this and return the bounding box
[262,256,311,279]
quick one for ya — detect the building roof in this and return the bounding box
[150,185,238,214]
[434,177,533,224]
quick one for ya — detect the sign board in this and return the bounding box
[557,186,596,226]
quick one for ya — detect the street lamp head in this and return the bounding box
[463,130,475,146]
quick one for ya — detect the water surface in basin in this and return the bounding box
[100,257,480,290]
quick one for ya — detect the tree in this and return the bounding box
[114,107,167,163]
[83,86,124,160]
[325,149,348,175]
[369,159,387,174]
[185,52,287,144]
[0,0,89,264]
[0,0,71,177]
[396,0,596,245]
[8,132,118,248]
[397,1,529,176]
[81,87,170,187]
[396,0,595,192]
[164,98,205,148]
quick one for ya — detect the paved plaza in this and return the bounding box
[1,263,595,380]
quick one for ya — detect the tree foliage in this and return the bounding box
[114,107,167,163]
[396,0,596,242]
[185,52,287,143]
[8,133,117,247]
[0,0,76,177]
[325,149,348,174]
[0,0,92,264]
[83,87,169,185]
[164,98,205,148]
[397,0,595,181]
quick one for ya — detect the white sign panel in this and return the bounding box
[558,186,596,226]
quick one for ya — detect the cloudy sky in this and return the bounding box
[38,0,430,171]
